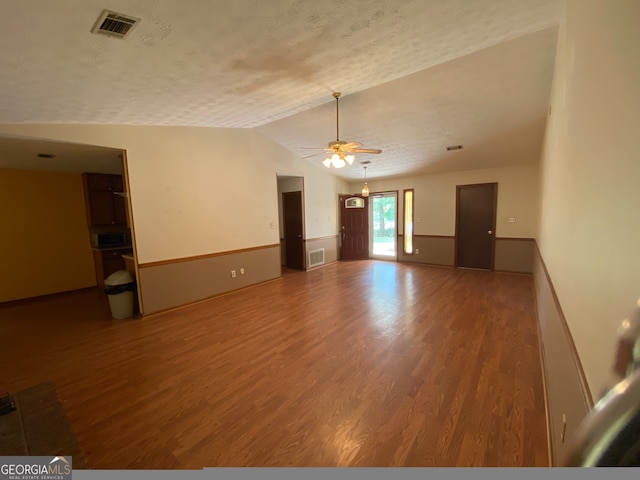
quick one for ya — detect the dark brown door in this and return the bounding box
[283,191,304,270]
[455,183,497,270]
[340,194,369,260]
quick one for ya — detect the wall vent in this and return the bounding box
[308,248,325,269]
[91,9,141,39]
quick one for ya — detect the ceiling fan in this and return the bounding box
[302,92,382,168]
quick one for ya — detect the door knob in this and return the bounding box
[488,230,492,235]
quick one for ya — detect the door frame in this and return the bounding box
[454,182,498,270]
[339,194,370,261]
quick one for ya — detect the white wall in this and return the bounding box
[304,169,347,240]
[538,0,640,397]
[349,163,540,238]
[248,129,348,240]
[0,124,347,264]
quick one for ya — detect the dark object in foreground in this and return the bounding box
[562,303,640,466]
[0,393,17,415]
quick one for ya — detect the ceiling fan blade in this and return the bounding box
[351,148,382,154]
[302,152,324,159]
[343,141,362,149]
[299,146,325,150]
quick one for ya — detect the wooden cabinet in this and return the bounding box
[82,173,128,227]
[83,172,134,295]
[93,248,133,289]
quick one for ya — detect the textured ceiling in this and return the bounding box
[0,0,564,179]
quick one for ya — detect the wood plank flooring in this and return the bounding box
[0,260,548,468]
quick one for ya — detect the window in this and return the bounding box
[403,189,414,254]
[345,197,365,208]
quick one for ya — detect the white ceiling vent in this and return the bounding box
[91,9,140,39]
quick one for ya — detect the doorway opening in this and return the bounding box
[277,175,305,270]
[370,192,397,260]
[0,134,141,314]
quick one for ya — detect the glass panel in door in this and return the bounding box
[371,193,397,259]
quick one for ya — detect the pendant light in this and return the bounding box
[361,166,369,197]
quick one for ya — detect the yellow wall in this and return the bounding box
[0,169,96,302]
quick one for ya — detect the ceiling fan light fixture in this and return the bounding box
[322,158,331,168]
[331,155,346,168]
[345,154,355,165]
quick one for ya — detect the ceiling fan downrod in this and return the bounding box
[333,92,341,141]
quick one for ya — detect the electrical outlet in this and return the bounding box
[415,248,420,255]
[231,270,236,278]
[240,268,245,275]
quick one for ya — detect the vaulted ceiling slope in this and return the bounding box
[0,0,564,179]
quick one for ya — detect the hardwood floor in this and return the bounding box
[0,261,548,468]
